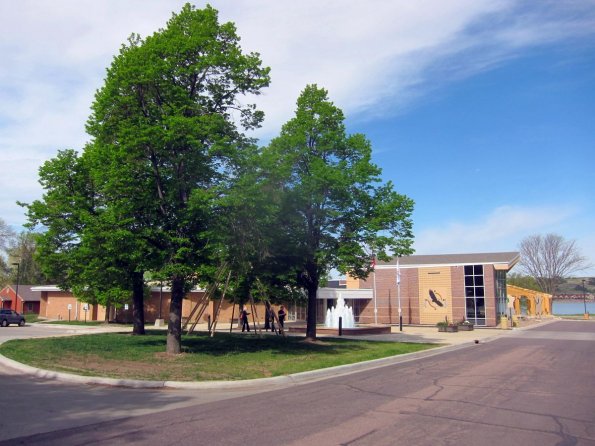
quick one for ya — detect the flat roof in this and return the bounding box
[377,252,520,270]
[317,288,372,300]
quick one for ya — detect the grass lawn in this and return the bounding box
[0,331,436,381]
[22,314,43,323]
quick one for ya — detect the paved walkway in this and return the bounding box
[0,318,559,390]
[356,318,553,344]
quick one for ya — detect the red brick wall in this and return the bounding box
[353,264,502,326]
[359,269,397,324]
[0,286,16,311]
[451,266,466,323]
[39,291,48,316]
[484,264,497,326]
[0,287,40,314]
[43,292,84,321]
[400,268,419,324]
[358,268,420,325]
[22,301,40,314]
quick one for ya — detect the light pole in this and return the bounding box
[397,256,402,331]
[12,263,20,313]
[583,279,588,315]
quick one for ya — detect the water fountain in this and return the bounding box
[325,296,355,328]
[286,294,391,335]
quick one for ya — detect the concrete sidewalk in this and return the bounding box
[0,318,557,390]
[31,322,134,333]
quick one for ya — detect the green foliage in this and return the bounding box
[84,4,270,352]
[22,150,99,289]
[261,85,414,338]
[507,273,542,292]
[86,3,270,275]
[22,313,43,323]
[19,6,418,350]
[21,150,139,312]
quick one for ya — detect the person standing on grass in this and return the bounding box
[241,306,251,332]
[277,305,286,328]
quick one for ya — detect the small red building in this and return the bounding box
[0,285,41,315]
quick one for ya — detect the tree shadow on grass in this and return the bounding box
[180,332,373,356]
[1,331,381,360]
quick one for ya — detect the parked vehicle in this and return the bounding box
[0,309,26,327]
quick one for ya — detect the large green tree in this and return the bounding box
[216,150,307,310]
[263,85,414,340]
[22,149,151,332]
[86,4,270,353]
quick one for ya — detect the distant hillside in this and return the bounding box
[507,275,594,295]
[554,277,594,295]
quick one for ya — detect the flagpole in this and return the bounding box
[397,255,402,331]
[372,256,378,325]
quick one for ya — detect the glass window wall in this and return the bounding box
[465,265,486,325]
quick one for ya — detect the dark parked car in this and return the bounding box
[0,309,26,327]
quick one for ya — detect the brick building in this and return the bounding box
[30,252,519,328]
[31,285,289,326]
[0,285,41,314]
[321,252,519,327]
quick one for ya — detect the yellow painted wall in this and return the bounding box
[346,275,362,289]
[418,267,453,324]
[507,285,552,317]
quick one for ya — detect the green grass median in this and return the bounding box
[0,331,436,381]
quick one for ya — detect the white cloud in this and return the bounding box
[413,204,579,254]
[1,0,595,229]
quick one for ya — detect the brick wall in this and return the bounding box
[451,266,466,323]
[0,286,16,311]
[484,264,497,326]
[43,292,85,321]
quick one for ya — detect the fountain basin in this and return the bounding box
[287,325,391,336]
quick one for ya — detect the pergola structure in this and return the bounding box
[507,284,552,317]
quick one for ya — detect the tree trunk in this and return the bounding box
[167,276,184,354]
[104,303,111,322]
[131,271,145,335]
[305,283,318,341]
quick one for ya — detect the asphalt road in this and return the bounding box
[1,320,594,445]
[0,323,87,341]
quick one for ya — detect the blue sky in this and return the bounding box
[1,1,594,275]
